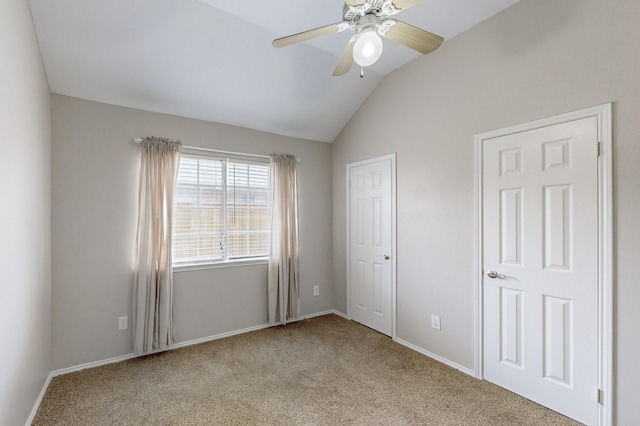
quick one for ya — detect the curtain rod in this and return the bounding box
[132,138,270,160]
[132,138,300,162]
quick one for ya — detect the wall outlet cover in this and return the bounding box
[118,316,128,331]
[431,315,441,330]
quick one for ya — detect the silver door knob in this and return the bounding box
[487,271,506,279]
[376,254,390,260]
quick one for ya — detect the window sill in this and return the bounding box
[173,258,269,273]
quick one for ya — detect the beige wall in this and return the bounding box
[51,95,333,369]
[0,0,52,424]
[332,0,639,423]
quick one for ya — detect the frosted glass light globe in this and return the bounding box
[353,31,383,67]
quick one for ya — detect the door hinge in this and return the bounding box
[597,388,603,405]
[596,141,601,157]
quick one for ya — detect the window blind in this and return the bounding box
[172,154,270,265]
[226,161,270,259]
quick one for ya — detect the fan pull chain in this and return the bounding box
[360,66,364,78]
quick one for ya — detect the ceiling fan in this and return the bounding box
[272,0,444,77]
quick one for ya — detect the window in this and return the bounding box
[172,154,270,266]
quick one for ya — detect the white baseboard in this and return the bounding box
[170,322,272,351]
[394,338,476,377]
[281,309,348,325]
[51,352,138,377]
[301,309,347,320]
[25,372,53,426]
[51,321,277,378]
[328,309,348,319]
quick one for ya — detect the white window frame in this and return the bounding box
[172,151,271,272]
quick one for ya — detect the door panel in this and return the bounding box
[500,188,523,265]
[543,295,572,386]
[483,117,598,425]
[500,286,523,368]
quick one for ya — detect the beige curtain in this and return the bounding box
[268,154,300,324]
[133,137,181,355]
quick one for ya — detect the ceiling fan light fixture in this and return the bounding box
[273,0,444,76]
[353,30,383,67]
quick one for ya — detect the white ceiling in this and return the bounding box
[29,0,518,142]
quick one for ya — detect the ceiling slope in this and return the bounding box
[29,0,518,142]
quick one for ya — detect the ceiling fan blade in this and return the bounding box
[391,0,423,11]
[383,21,443,54]
[333,40,356,76]
[344,0,368,6]
[273,23,344,48]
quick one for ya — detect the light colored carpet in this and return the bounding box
[33,314,581,425]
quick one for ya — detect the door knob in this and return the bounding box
[376,254,390,260]
[487,270,506,279]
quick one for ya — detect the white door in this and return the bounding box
[348,155,395,336]
[482,117,599,424]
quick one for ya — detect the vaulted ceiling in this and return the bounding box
[29,0,519,142]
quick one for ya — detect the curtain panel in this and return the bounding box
[133,137,181,355]
[268,154,300,324]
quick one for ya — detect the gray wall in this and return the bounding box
[51,95,333,369]
[332,0,639,423]
[0,0,52,424]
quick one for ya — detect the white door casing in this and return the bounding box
[474,104,613,426]
[347,154,396,337]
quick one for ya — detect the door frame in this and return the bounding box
[346,153,397,338]
[473,103,613,425]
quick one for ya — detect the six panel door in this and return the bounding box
[349,158,393,336]
[482,117,599,425]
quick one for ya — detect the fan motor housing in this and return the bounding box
[343,0,402,22]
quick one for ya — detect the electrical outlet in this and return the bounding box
[313,285,319,296]
[431,315,441,331]
[118,316,128,331]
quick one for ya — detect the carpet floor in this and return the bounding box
[33,314,581,425]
